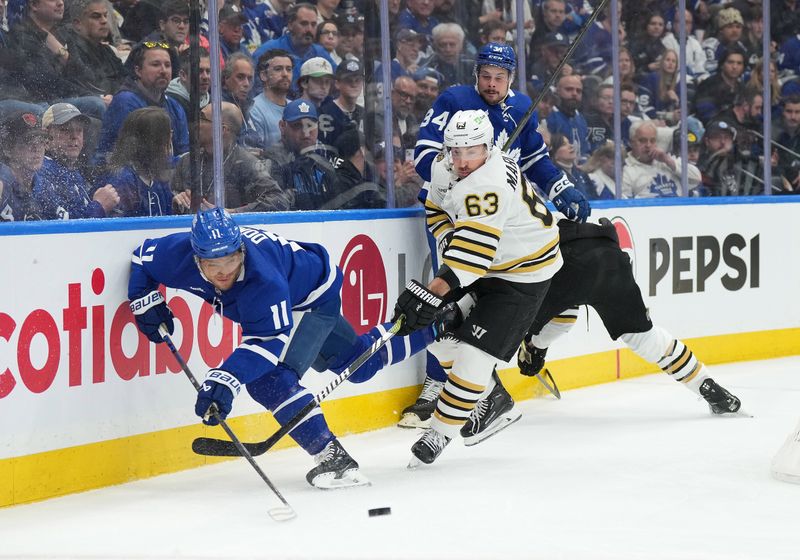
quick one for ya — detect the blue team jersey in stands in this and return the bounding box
[128,228,342,383]
[414,85,561,191]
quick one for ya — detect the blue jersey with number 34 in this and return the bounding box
[128,228,342,383]
[414,85,562,191]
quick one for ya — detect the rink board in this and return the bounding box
[1,199,799,506]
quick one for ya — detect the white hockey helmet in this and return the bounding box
[443,110,494,151]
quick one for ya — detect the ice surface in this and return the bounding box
[2,357,799,560]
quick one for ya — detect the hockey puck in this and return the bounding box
[368,507,391,517]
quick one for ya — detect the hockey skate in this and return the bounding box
[699,378,747,416]
[408,428,451,468]
[397,376,444,429]
[306,439,370,489]
[461,371,522,446]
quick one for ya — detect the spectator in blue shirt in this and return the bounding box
[94,41,189,169]
[547,74,589,160]
[35,103,119,219]
[251,49,293,149]
[397,0,439,39]
[251,3,336,95]
[218,4,249,60]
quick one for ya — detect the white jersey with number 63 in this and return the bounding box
[422,146,562,287]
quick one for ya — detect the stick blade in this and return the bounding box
[192,437,267,457]
[268,505,298,522]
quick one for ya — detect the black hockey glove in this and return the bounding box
[194,369,242,426]
[392,280,444,336]
[431,301,464,341]
[517,340,548,377]
[129,290,174,343]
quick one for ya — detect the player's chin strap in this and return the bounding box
[190,317,405,458]
[157,324,296,522]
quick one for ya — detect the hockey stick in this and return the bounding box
[158,325,296,522]
[502,0,610,151]
[191,318,404,457]
[535,368,561,399]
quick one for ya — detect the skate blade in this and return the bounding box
[771,471,800,485]
[708,405,753,418]
[463,409,523,447]
[407,455,423,469]
[397,413,432,429]
[268,505,297,522]
[311,469,371,490]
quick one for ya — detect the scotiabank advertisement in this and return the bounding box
[0,215,430,459]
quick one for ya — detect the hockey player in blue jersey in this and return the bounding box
[414,42,590,223]
[127,208,431,489]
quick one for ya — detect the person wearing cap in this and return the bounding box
[334,12,364,62]
[0,111,49,221]
[297,56,334,108]
[5,0,107,120]
[218,4,249,60]
[172,101,291,214]
[33,103,119,219]
[319,58,364,152]
[327,127,385,210]
[251,3,336,95]
[419,22,474,88]
[251,49,293,148]
[693,45,747,123]
[528,31,571,95]
[262,98,338,210]
[622,120,701,199]
[670,117,705,166]
[94,41,189,167]
[64,0,127,99]
[696,119,747,196]
[378,28,426,82]
[701,7,752,75]
[411,67,443,122]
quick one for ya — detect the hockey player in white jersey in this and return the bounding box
[392,110,562,466]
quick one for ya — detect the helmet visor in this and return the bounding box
[450,145,488,161]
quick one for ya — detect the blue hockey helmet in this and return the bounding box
[475,42,516,73]
[191,207,242,259]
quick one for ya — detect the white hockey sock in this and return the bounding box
[529,306,579,349]
[621,327,708,394]
[429,343,497,438]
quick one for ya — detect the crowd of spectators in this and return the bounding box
[1,0,799,223]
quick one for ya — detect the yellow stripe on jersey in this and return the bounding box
[425,199,453,238]
[489,237,560,273]
[439,390,475,411]
[449,237,497,258]
[454,220,502,240]
[439,360,454,369]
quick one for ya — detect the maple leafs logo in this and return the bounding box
[495,129,521,162]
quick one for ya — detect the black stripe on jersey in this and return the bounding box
[449,244,494,261]
[492,245,559,272]
[457,224,501,242]
[445,254,490,273]
[448,378,484,396]
[451,233,497,252]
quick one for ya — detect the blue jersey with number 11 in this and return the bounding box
[128,227,341,384]
[414,85,562,190]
